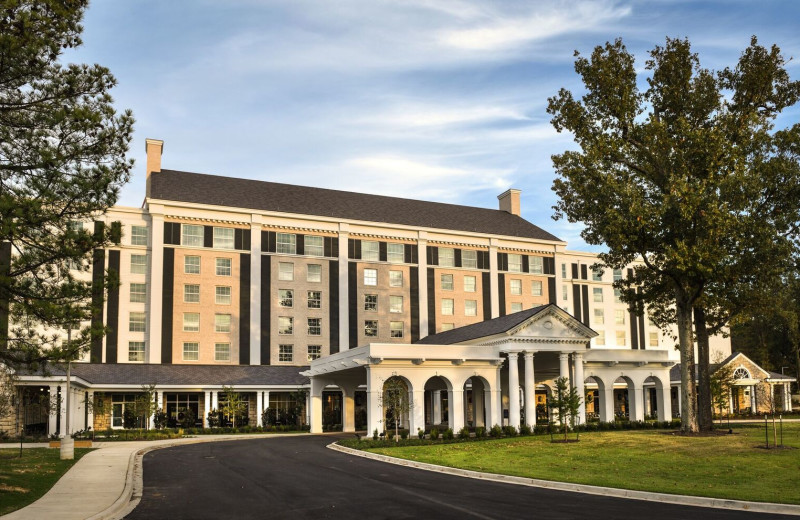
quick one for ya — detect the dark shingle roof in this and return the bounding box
[19,363,309,386]
[415,305,549,345]
[149,169,562,241]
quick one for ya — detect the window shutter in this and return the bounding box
[581,264,588,280]
[571,263,579,279]
[522,255,529,273]
[379,241,387,262]
[242,229,251,250]
[234,228,243,250]
[110,221,122,244]
[454,249,462,268]
[296,234,305,255]
[204,226,213,248]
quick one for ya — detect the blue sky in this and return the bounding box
[65,0,800,250]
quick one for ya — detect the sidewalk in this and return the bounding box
[0,434,303,520]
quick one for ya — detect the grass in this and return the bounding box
[361,423,800,505]
[0,448,92,515]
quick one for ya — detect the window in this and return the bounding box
[511,302,523,313]
[130,254,147,274]
[441,298,454,315]
[129,312,146,332]
[441,274,453,291]
[387,243,404,263]
[593,287,604,302]
[649,332,658,347]
[215,314,231,333]
[307,318,321,336]
[216,258,232,276]
[215,286,231,305]
[615,330,626,346]
[364,268,377,286]
[279,262,294,281]
[441,323,455,331]
[733,367,751,380]
[465,300,477,316]
[530,256,543,274]
[364,320,378,337]
[390,321,403,338]
[510,279,522,295]
[131,225,148,246]
[184,284,200,303]
[279,289,293,308]
[183,342,199,361]
[362,241,379,261]
[532,280,543,296]
[462,250,477,269]
[614,288,622,303]
[307,264,321,282]
[439,247,455,267]
[389,271,403,287]
[277,233,296,254]
[215,343,230,362]
[615,309,625,325]
[594,309,604,325]
[308,291,321,309]
[181,224,204,247]
[389,295,403,313]
[562,285,568,301]
[183,313,200,332]
[129,342,145,362]
[592,268,602,282]
[130,283,146,303]
[613,268,623,281]
[213,227,234,249]
[305,235,323,256]
[561,263,567,278]
[464,275,476,292]
[184,256,200,274]
[307,345,321,361]
[364,294,377,312]
[278,316,293,335]
[508,253,522,272]
[279,344,293,362]
[595,330,606,346]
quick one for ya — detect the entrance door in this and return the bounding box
[322,391,342,431]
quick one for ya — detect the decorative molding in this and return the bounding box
[262,224,338,235]
[166,215,249,226]
[351,232,416,242]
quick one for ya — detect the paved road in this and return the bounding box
[125,435,786,520]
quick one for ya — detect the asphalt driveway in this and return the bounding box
[125,435,786,520]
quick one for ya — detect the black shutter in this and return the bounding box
[379,242,387,262]
[548,278,557,303]
[348,239,362,260]
[581,264,588,280]
[234,229,243,250]
[426,246,438,266]
[0,242,10,348]
[90,248,105,363]
[267,231,277,253]
[410,266,420,342]
[630,307,639,350]
[454,249,462,268]
[242,229,251,251]
[261,231,269,252]
[295,234,304,255]
[477,251,486,270]
[543,257,555,275]
[572,285,582,321]
[581,285,590,326]
[161,248,174,364]
[498,273,506,317]
[324,237,332,257]
[105,250,120,363]
[329,260,339,354]
[571,263,579,279]
[482,272,492,320]
[427,268,436,335]
[239,254,250,365]
[522,255,529,273]
[164,222,174,245]
[404,244,413,264]
[331,237,339,257]
[260,257,271,364]
[348,263,358,348]
[93,221,105,241]
[498,252,508,272]
[110,221,122,244]
[204,226,213,248]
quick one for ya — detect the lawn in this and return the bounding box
[363,423,800,505]
[0,448,92,515]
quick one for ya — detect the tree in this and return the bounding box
[709,356,735,421]
[220,386,247,428]
[547,377,581,441]
[0,0,135,370]
[380,377,411,443]
[133,384,157,430]
[548,36,800,433]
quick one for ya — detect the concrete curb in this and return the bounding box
[328,442,800,517]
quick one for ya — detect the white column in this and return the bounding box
[489,240,499,318]
[432,390,442,425]
[573,352,585,424]
[786,383,793,412]
[148,390,157,430]
[58,386,67,437]
[473,383,485,428]
[249,216,262,365]
[255,391,263,427]
[676,385,682,417]
[507,352,520,429]
[523,353,535,428]
[629,385,644,421]
[204,391,212,428]
[310,379,325,434]
[211,390,218,411]
[86,391,95,432]
[600,385,615,422]
[338,225,350,349]
[656,383,671,421]
[343,387,355,432]
[147,208,164,364]
[418,232,429,339]
[366,369,382,435]
[411,390,425,434]
[450,389,465,432]
[264,391,271,422]
[751,384,757,414]
[559,352,570,384]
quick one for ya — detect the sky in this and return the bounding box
[64,0,800,250]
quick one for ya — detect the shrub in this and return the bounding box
[458,426,470,439]
[474,426,486,438]
[489,424,503,438]
[400,429,409,440]
[519,424,532,436]
[503,425,517,437]
[430,428,440,440]
[373,428,378,441]
[417,428,425,439]
[442,428,454,440]
[153,408,168,430]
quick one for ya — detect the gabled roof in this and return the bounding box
[415,304,558,345]
[149,169,562,242]
[668,351,796,383]
[17,363,309,386]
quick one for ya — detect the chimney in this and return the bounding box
[498,188,521,216]
[145,138,163,197]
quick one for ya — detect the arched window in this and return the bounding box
[733,367,750,380]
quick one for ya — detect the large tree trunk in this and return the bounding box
[694,306,713,431]
[676,288,698,433]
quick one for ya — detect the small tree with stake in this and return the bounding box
[380,378,412,443]
[548,377,582,442]
[220,386,247,428]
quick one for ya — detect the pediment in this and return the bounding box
[507,305,596,342]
